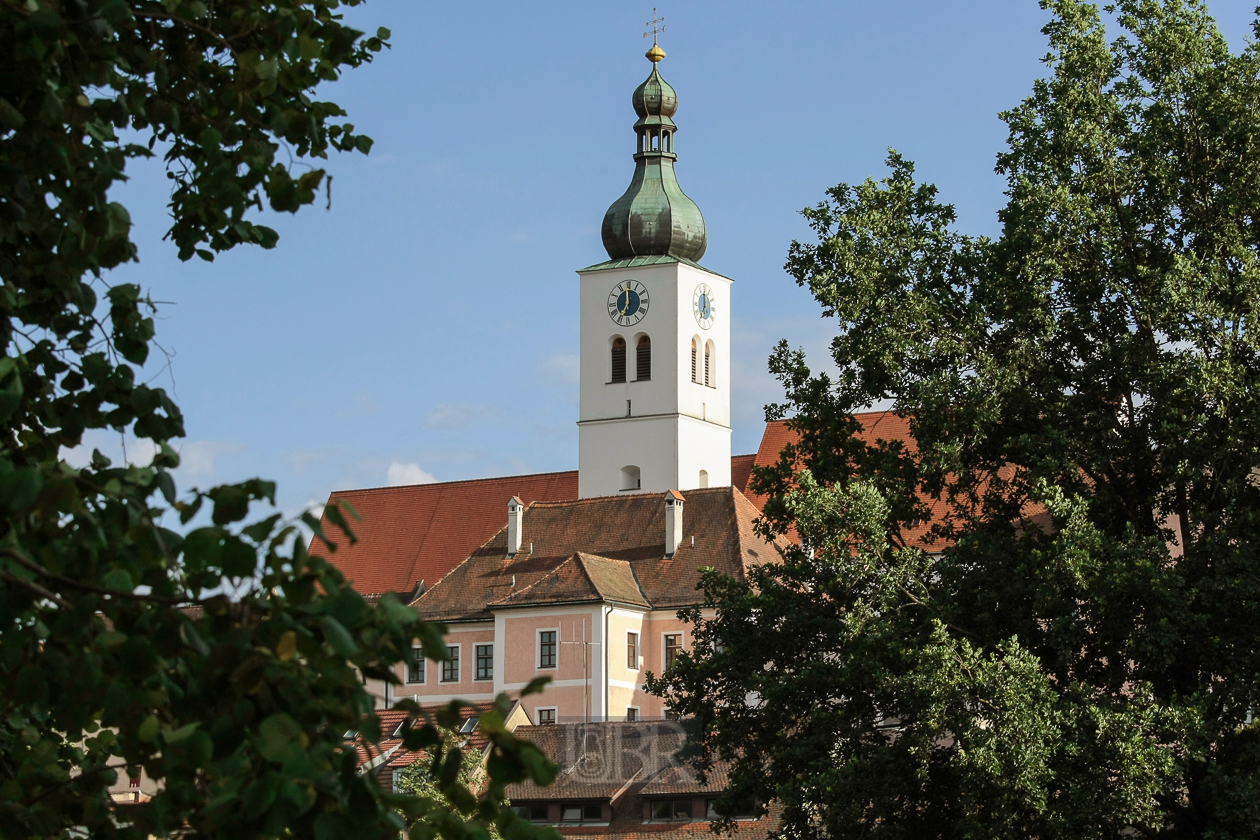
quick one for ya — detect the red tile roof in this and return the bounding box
[490,552,651,610]
[316,453,764,598]
[317,470,579,596]
[415,488,789,622]
[751,412,961,549]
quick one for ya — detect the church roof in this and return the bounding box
[313,412,928,602]
[316,453,762,598]
[315,470,579,597]
[415,487,788,622]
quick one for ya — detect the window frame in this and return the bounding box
[537,628,559,670]
[650,799,693,822]
[663,631,683,671]
[635,334,651,381]
[610,336,627,383]
[406,646,425,684]
[626,630,639,670]
[535,706,558,726]
[514,804,549,823]
[440,643,460,683]
[626,706,639,721]
[474,643,493,681]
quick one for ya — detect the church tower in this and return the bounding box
[577,41,732,498]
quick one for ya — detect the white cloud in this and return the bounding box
[387,462,435,486]
[424,403,497,429]
[176,440,244,482]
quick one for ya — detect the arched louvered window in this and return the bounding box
[611,337,627,383]
[636,335,651,381]
[704,340,713,387]
[691,337,699,383]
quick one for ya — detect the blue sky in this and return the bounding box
[95,1,1258,518]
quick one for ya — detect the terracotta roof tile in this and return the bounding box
[315,470,579,596]
[490,553,650,610]
[508,722,702,801]
[751,412,961,550]
[315,454,762,598]
[729,454,755,495]
[416,488,788,622]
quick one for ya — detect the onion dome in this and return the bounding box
[601,44,707,263]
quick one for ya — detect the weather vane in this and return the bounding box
[644,8,664,45]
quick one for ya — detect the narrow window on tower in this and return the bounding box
[704,340,714,387]
[611,337,626,383]
[691,337,699,383]
[636,335,651,381]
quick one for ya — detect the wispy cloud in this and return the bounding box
[387,462,436,486]
[424,403,498,429]
[176,440,245,482]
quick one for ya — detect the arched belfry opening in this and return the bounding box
[620,465,642,491]
[611,337,627,383]
[636,335,651,381]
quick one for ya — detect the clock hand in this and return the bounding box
[622,286,630,316]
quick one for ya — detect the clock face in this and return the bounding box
[693,283,716,329]
[608,279,649,327]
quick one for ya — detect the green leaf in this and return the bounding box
[320,615,359,657]
[137,715,160,743]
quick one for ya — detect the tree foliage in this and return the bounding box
[649,1,1260,837]
[0,1,556,838]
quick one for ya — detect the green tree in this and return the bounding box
[0,2,555,838]
[648,1,1260,837]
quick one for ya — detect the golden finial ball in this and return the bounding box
[646,43,666,63]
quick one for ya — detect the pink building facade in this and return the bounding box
[362,487,788,724]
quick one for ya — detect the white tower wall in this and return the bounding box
[576,261,732,498]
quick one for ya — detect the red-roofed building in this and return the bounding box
[312,48,922,733]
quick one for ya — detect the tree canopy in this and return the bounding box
[648,1,1260,837]
[0,2,554,838]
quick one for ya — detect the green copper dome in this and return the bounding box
[601,49,707,263]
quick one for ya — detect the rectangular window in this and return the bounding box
[626,706,639,721]
[475,644,493,680]
[407,646,425,684]
[560,804,601,822]
[651,800,692,821]
[664,633,682,669]
[514,804,549,822]
[539,630,557,669]
[537,707,557,726]
[441,645,460,683]
[626,632,639,669]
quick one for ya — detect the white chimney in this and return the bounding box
[507,496,524,557]
[664,490,684,557]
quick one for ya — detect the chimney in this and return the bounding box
[507,496,524,557]
[664,490,684,557]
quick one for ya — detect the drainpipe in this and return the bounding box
[604,605,612,721]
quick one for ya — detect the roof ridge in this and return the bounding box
[488,553,585,606]
[526,485,733,509]
[327,468,578,498]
